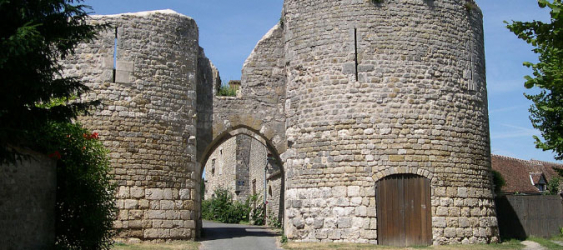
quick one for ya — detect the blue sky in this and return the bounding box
[83,0,561,163]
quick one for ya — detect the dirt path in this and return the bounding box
[521,240,547,250]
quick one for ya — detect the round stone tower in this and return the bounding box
[281,0,497,245]
[66,10,201,241]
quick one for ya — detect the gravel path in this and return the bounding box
[199,221,282,250]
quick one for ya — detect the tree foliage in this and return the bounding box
[0,0,107,163]
[547,176,561,195]
[492,170,506,196]
[202,188,265,225]
[506,0,563,160]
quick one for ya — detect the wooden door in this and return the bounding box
[376,174,432,246]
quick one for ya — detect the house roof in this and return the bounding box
[491,155,563,194]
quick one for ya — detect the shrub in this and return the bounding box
[267,210,282,228]
[217,85,238,97]
[33,122,116,250]
[202,188,250,223]
[492,170,506,195]
[202,188,265,225]
[252,202,266,226]
[547,176,561,195]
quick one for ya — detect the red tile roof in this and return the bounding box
[491,155,563,194]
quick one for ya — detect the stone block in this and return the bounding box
[434,217,446,228]
[124,199,138,209]
[342,63,355,74]
[436,206,449,216]
[355,206,367,217]
[118,210,129,220]
[350,197,362,206]
[117,186,130,199]
[292,218,305,229]
[116,60,134,72]
[337,218,351,228]
[444,228,457,238]
[139,199,149,209]
[160,200,175,210]
[347,186,360,197]
[333,186,347,197]
[115,70,131,83]
[144,229,169,239]
[146,210,166,219]
[163,189,174,200]
[329,229,341,240]
[170,228,190,238]
[130,187,145,199]
[179,189,190,200]
[389,155,405,162]
[146,189,164,200]
[166,210,181,220]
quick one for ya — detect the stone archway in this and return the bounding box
[196,126,285,238]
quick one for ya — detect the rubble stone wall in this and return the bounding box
[65,0,498,245]
[203,137,237,199]
[64,10,200,241]
[0,149,56,249]
[282,0,497,244]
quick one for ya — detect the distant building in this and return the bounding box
[203,134,283,224]
[491,155,563,195]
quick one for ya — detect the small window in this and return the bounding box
[268,185,273,197]
[211,159,216,176]
[537,184,546,192]
[252,179,256,195]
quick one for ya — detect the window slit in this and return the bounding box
[354,28,358,82]
[112,27,117,83]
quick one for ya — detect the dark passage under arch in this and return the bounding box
[376,174,432,247]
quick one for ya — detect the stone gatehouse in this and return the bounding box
[63,0,498,246]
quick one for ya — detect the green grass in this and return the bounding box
[281,240,524,250]
[111,241,199,250]
[528,236,563,250]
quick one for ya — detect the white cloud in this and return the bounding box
[491,123,539,139]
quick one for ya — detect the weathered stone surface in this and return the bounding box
[0,149,56,249]
[64,10,200,241]
[62,0,498,245]
[281,0,497,245]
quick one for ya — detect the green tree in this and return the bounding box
[0,0,106,163]
[492,170,506,196]
[547,176,561,195]
[506,0,563,160]
[0,1,115,248]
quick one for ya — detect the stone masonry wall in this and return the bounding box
[235,134,252,198]
[204,137,237,199]
[63,0,499,245]
[0,149,56,249]
[205,23,287,161]
[282,0,497,244]
[64,10,200,241]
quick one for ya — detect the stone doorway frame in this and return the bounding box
[196,126,285,238]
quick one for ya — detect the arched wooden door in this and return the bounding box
[376,174,432,246]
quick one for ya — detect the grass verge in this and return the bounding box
[528,236,563,250]
[281,240,524,250]
[112,241,200,250]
